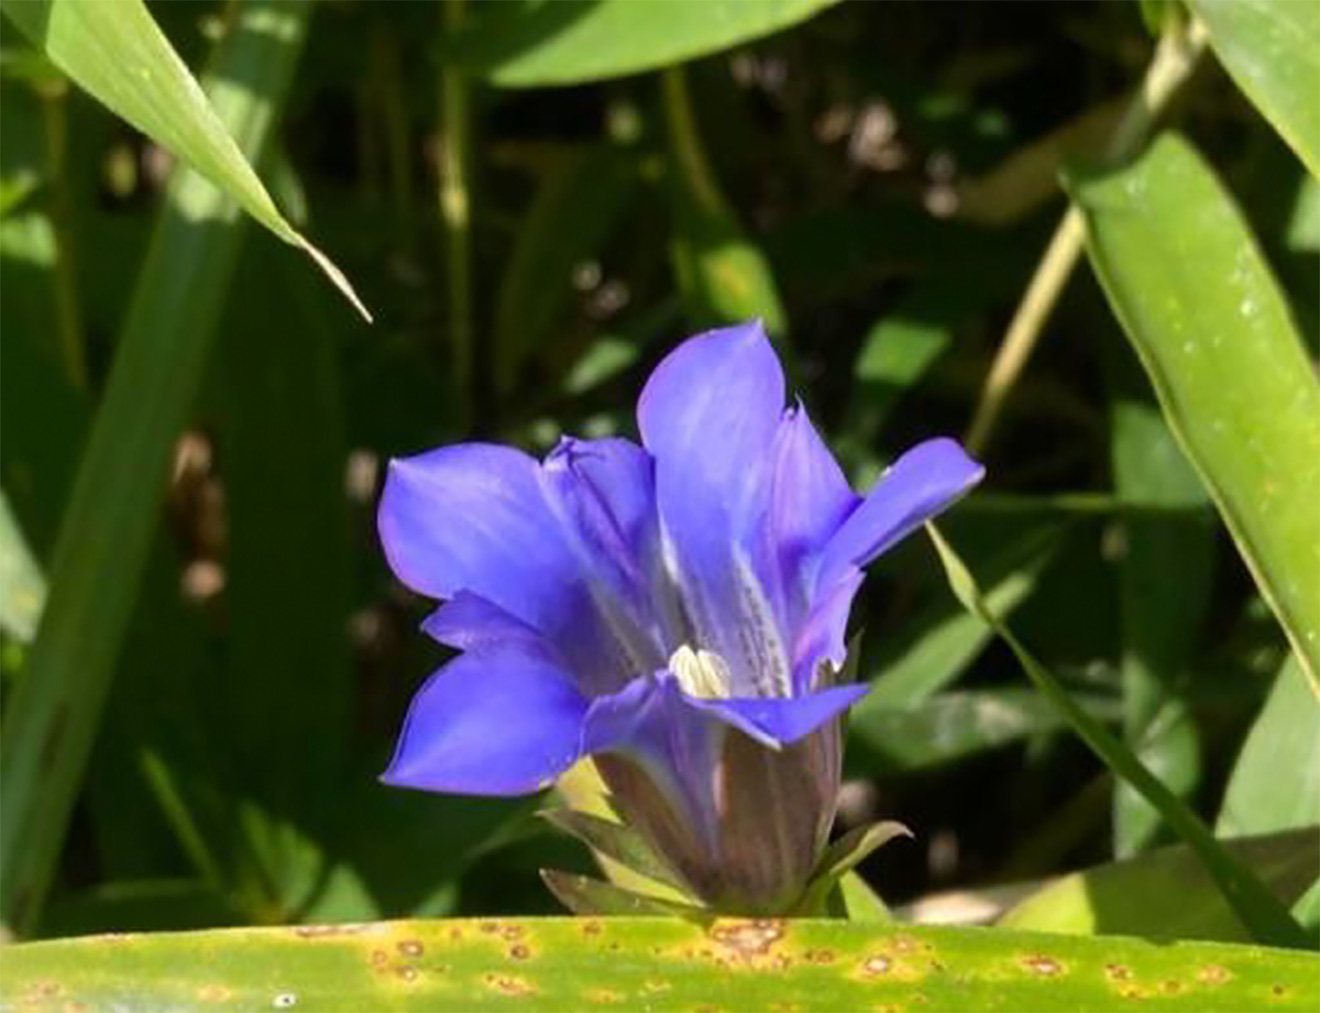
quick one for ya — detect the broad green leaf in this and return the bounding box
[450,0,841,87]
[849,688,1120,773]
[0,0,368,316]
[1002,828,1319,943]
[0,487,45,642]
[926,523,1309,948]
[1068,132,1320,692]
[1109,367,1214,856]
[4,917,1317,1010]
[1218,656,1320,837]
[1189,0,1320,177]
[0,0,312,934]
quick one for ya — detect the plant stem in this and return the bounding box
[438,0,473,423]
[964,18,1209,455]
[41,85,88,392]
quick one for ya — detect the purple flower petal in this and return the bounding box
[791,566,864,693]
[816,437,984,591]
[687,683,869,749]
[636,322,791,696]
[379,443,580,630]
[767,403,860,617]
[421,591,559,662]
[381,647,588,796]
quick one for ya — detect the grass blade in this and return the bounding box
[0,0,367,317]
[0,0,312,935]
[926,523,1310,948]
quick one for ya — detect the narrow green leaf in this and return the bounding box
[926,523,1309,948]
[1109,371,1214,856]
[4,916,1317,1010]
[857,522,1063,710]
[0,0,312,935]
[450,0,841,87]
[0,0,368,317]
[1002,828,1319,944]
[1218,656,1320,837]
[0,487,45,642]
[1189,0,1320,176]
[1068,132,1320,691]
[849,688,1120,774]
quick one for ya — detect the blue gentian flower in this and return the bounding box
[379,322,983,913]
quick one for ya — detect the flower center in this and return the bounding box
[668,644,732,699]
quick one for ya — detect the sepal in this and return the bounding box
[539,808,691,895]
[539,870,708,918]
[792,819,912,916]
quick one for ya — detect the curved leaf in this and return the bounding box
[4,917,1317,1011]
[1189,0,1320,177]
[1067,132,1320,692]
[0,0,368,317]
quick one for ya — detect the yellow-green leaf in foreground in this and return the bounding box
[0,0,369,318]
[1067,132,1320,692]
[1002,828,1319,944]
[4,917,1317,1011]
[1188,0,1320,177]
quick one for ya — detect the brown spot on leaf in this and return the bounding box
[584,988,624,1004]
[397,940,423,958]
[708,919,786,960]
[502,925,525,940]
[1106,964,1132,982]
[803,948,835,964]
[864,955,892,975]
[1022,954,1064,976]
[197,984,231,1002]
[509,943,532,960]
[395,967,418,983]
[582,920,602,936]
[1273,985,1288,997]
[1196,964,1230,985]
[484,973,535,996]
[480,920,501,934]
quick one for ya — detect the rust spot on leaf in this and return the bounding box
[370,949,389,968]
[480,920,501,934]
[509,943,532,960]
[864,955,892,975]
[198,984,232,1002]
[1106,964,1132,982]
[1196,965,1230,986]
[582,920,603,936]
[397,940,424,958]
[584,988,624,1004]
[1021,954,1064,976]
[484,973,535,996]
[803,948,835,964]
[1273,985,1288,997]
[502,925,525,940]
[708,919,786,961]
[395,966,419,983]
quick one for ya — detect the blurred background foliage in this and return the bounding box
[0,0,1316,945]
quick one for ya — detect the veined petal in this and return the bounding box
[791,567,864,693]
[816,437,984,591]
[768,404,860,618]
[636,323,791,696]
[381,647,588,796]
[687,683,869,750]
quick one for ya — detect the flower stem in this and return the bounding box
[964,17,1209,456]
[41,84,88,393]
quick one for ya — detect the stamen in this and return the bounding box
[670,645,733,699]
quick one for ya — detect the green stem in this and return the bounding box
[964,18,1209,455]
[661,67,727,217]
[438,0,473,421]
[41,85,88,392]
